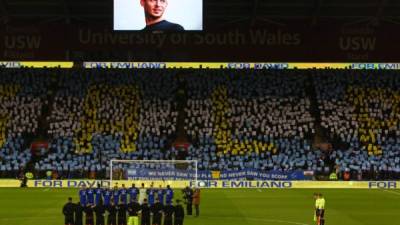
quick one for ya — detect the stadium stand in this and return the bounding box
[0,68,399,180]
[315,70,400,180]
[184,70,318,172]
[34,70,178,178]
[0,69,49,177]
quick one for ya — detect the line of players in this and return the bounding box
[64,183,184,225]
[79,183,174,209]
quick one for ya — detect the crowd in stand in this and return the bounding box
[0,137,31,177]
[185,71,316,171]
[187,138,328,173]
[0,68,399,180]
[35,70,178,178]
[315,70,400,179]
[0,69,50,177]
[185,72,314,139]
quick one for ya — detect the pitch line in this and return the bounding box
[0,216,58,220]
[202,216,311,225]
[0,215,312,225]
[246,218,311,225]
[382,189,400,196]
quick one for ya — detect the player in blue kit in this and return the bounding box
[147,184,156,206]
[119,184,128,205]
[86,186,95,205]
[79,187,87,206]
[103,187,113,207]
[157,185,165,205]
[165,185,174,205]
[95,184,104,206]
[113,186,120,205]
[129,184,139,203]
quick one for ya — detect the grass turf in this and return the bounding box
[0,188,399,225]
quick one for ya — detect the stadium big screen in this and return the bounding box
[114,0,203,31]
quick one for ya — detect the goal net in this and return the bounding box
[109,160,198,188]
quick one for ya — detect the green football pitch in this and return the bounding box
[0,188,399,225]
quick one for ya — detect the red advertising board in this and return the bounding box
[0,22,399,61]
[0,25,66,60]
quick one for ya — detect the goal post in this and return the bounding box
[109,160,198,189]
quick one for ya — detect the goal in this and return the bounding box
[109,160,198,188]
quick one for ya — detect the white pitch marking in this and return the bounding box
[246,218,311,225]
[0,216,58,220]
[382,189,400,196]
[201,216,312,225]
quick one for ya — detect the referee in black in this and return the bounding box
[63,197,75,225]
[94,201,106,225]
[150,198,163,225]
[107,202,117,225]
[75,202,84,225]
[182,187,193,216]
[174,200,185,225]
[163,202,175,225]
[127,199,141,225]
[140,199,151,225]
[117,203,127,225]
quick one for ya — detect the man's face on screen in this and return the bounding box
[141,0,168,20]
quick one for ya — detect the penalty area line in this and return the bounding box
[201,216,311,225]
[246,218,312,225]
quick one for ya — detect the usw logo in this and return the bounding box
[4,35,41,49]
[339,36,376,51]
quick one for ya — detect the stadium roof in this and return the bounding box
[1,0,400,27]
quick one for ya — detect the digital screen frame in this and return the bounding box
[114,0,203,31]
